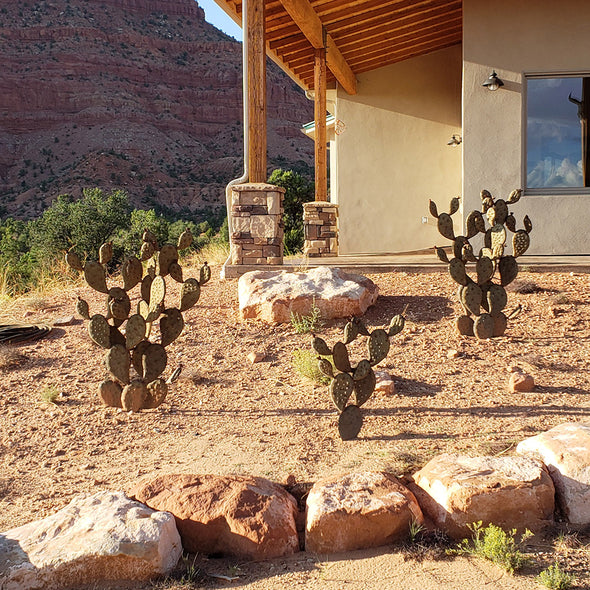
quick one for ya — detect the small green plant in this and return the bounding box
[409,519,425,543]
[292,349,332,385]
[40,385,60,405]
[449,522,533,573]
[538,563,574,589]
[290,299,322,334]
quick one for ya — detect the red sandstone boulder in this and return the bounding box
[305,472,423,554]
[508,371,535,392]
[132,474,299,561]
[412,454,555,538]
[238,266,379,323]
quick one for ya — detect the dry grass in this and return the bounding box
[184,241,230,267]
[0,345,27,370]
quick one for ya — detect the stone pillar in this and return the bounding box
[230,183,285,265]
[303,201,338,257]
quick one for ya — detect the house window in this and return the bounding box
[526,75,590,190]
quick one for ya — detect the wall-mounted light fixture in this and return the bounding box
[482,71,504,91]
[447,134,462,146]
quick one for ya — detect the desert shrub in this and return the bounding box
[268,168,314,253]
[538,563,574,589]
[449,522,533,573]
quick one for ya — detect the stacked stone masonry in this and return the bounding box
[304,201,338,257]
[230,184,285,266]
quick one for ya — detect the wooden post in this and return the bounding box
[247,0,267,183]
[314,48,327,201]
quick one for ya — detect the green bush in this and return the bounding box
[268,168,314,254]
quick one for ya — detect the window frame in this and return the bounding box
[523,71,590,196]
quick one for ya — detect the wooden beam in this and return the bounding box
[247,0,267,182]
[279,0,357,94]
[314,49,328,202]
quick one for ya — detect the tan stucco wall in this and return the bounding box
[334,46,462,255]
[464,0,590,254]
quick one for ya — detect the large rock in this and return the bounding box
[132,474,299,561]
[516,422,590,525]
[412,454,554,538]
[305,472,423,554]
[238,266,379,323]
[0,491,181,590]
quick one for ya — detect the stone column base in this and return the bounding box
[304,201,338,257]
[229,183,285,266]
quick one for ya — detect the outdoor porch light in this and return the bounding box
[447,134,462,146]
[483,71,504,91]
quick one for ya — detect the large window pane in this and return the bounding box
[526,76,590,189]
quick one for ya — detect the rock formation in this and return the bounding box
[0,0,313,219]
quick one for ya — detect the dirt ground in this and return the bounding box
[1,266,589,589]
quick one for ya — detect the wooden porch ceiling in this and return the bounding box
[214,0,462,93]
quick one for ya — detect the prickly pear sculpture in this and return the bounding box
[312,313,405,440]
[430,190,531,339]
[66,229,210,411]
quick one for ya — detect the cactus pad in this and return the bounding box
[145,378,168,409]
[429,199,439,218]
[158,244,178,276]
[338,405,363,441]
[106,344,130,384]
[99,241,113,265]
[487,283,507,315]
[88,314,111,348]
[388,314,405,337]
[84,261,108,294]
[122,256,143,291]
[476,256,494,285]
[343,321,358,345]
[435,247,449,263]
[523,215,533,234]
[462,282,482,317]
[437,213,455,240]
[453,236,469,260]
[490,224,507,253]
[160,308,184,347]
[150,275,166,307]
[330,374,354,413]
[121,380,147,412]
[505,213,516,233]
[353,359,372,381]
[507,189,522,204]
[125,314,146,350]
[330,373,354,411]
[449,196,460,215]
[473,313,494,339]
[76,297,90,320]
[140,240,155,261]
[318,358,334,378]
[98,380,123,408]
[312,336,332,356]
[199,262,212,285]
[131,340,151,375]
[66,250,84,271]
[352,317,370,336]
[456,315,474,336]
[354,369,376,407]
[177,228,193,250]
[368,329,390,365]
[108,287,131,320]
[512,230,530,257]
[142,343,167,383]
[449,257,468,286]
[179,278,201,312]
[333,341,352,372]
[499,256,518,286]
[168,262,183,283]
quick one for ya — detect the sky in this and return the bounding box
[196,0,243,40]
[527,77,584,188]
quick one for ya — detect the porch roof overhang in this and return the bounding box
[213,0,462,94]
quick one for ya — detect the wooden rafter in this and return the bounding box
[279,0,357,94]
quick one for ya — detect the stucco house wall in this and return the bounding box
[334,45,462,255]
[463,0,590,254]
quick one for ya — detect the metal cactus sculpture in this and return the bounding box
[430,189,532,339]
[66,228,210,411]
[312,314,405,440]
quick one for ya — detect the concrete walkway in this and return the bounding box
[221,252,590,278]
